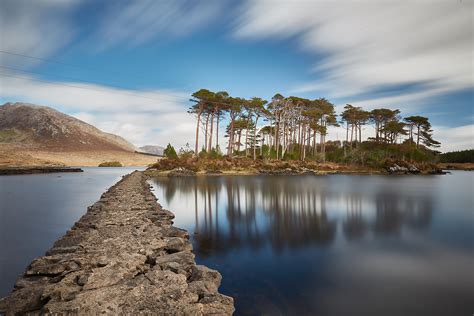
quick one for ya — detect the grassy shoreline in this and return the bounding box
[145,157,447,177]
[145,168,383,177]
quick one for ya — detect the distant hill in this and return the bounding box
[0,102,136,152]
[138,145,164,156]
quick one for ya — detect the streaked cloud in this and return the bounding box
[93,0,226,50]
[432,124,474,152]
[236,0,473,101]
[0,0,79,66]
[0,0,471,151]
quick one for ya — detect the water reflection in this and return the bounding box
[154,176,434,253]
[343,195,367,240]
[151,174,474,315]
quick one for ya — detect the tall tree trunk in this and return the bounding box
[216,112,220,151]
[253,116,259,160]
[322,133,326,163]
[245,119,250,157]
[375,121,379,143]
[298,122,303,158]
[275,114,280,159]
[208,111,215,152]
[305,127,311,161]
[321,119,326,163]
[416,126,420,147]
[237,130,242,154]
[301,125,305,161]
[344,121,349,157]
[195,112,201,158]
[227,114,235,156]
[354,123,358,148]
[204,114,210,152]
[313,129,317,157]
[350,123,354,149]
[273,117,278,152]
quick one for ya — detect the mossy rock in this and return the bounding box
[98,161,123,167]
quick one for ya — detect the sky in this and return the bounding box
[0,0,472,152]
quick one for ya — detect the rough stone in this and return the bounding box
[0,171,234,315]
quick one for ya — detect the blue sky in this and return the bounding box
[0,0,472,151]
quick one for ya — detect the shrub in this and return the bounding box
[149,158,180,170]
[98,161,122,167]
[178,143,194,159]
[164,143,178,159]
[209,148,222,159]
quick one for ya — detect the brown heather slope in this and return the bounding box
[0,102,158,167]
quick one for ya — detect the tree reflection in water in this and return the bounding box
[152,175,434,256]
[149,174,474,316]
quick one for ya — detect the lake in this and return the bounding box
[150,172,474,316]
[0,170,472,315]
[0,167,142,297]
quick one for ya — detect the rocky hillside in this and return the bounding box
[138,145,164,156]
[0,102,136,152]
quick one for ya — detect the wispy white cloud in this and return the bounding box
[93,0,225,50]
[0,72,195,147]
[432,124,474,152]
[335,85,459,114]
[1,0,227,60]
[0,0,79,66]
[236,0,473,102]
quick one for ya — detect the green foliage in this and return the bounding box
[198,147,222,159]
[439,149,474,163]
[199,148,208,158]
[178,143,194,159]
[209,147,222,159]
[326,148,345,163]
[98,161,122,167]
[283,150,300,161]
[324,141,437,167]
[164,143,178,159]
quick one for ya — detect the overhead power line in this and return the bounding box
[0,49,196,98]
[0,50,78,67]
[0,49,245,108]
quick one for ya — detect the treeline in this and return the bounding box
[188,89,440,162]
[439,149,474,163]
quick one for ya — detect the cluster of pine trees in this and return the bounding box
[189,89,440,161]
[439,149,474,163]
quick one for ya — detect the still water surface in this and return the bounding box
[150,172,474,316]
[0,170,472,315]
[0,167,141,297]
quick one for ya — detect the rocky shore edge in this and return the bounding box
[0,167,83,175]
[145,165,445,177]
[0,171,234,315]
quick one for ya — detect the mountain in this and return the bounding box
[0,102,136,152]
[138,145,164,156]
